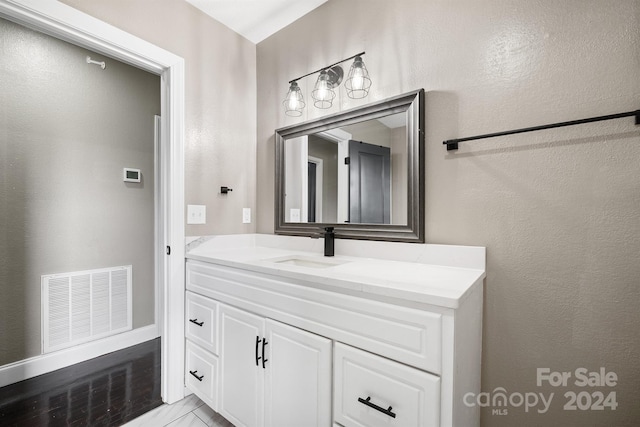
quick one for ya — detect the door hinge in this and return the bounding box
[166,245,171,255]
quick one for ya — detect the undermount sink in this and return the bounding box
[265,255,349,269]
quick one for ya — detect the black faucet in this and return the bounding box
[323,227,335,257]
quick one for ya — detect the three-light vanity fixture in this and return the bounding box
[283,52,372,117]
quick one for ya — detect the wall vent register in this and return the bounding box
[41,265,133,354]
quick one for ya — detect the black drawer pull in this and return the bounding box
[189,370,204,382]
[358,396,396,418]
[189,318,204,327]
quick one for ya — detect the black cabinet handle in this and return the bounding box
[261,338,268,369]
[357,396,396,418]
[189,318,204,327]
[189,370,204,382]
[255,336,262,366]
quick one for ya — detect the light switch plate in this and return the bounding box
[242,208,251,224]
[187,204,206,224]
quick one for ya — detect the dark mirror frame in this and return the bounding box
[275,89,425,243]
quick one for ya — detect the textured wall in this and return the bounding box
[256,0,640,425]
[61,0,258,237]
[0,18,159,365]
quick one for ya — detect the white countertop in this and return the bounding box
[186,234,486,309]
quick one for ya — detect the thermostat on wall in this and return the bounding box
[123,168,141,183]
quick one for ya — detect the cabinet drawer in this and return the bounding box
[186,341,218,411]
[186,291,218,354]
[334,343,440,427]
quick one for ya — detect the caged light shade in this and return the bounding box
[283,81,305,117]
[345,55,372,99]
[311,70,336,109]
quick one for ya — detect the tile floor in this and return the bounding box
[122,393,234,427]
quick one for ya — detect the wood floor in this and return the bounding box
[0,338,163,426]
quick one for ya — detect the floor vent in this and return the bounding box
[42,265,133,354]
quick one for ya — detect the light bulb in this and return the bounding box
[346,56,371,99]
[312,71,336,108]
[287,96,299,110]
[283,81,305,117]
[350,68,365,90]
[316,80,329,100]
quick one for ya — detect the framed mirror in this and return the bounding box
[275,89,424,243]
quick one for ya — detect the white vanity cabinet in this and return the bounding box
[185,243,483,427]
[217,303,332,427]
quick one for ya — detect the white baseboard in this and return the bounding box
[0,324,160,388]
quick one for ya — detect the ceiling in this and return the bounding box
[185,0,328,44]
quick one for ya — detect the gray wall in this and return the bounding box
[0,18,159,365]
[256,1,640,426]
[61,0,258,237]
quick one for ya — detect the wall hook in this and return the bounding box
[86,56,106,69]
[220,186,233,194]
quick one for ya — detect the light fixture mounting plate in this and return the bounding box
[325,65,344,87]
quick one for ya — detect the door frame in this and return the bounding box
[307,156,323,223]
[318,128,351,223]
[0,0,186,404]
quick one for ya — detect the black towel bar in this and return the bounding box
[443,109,640,151]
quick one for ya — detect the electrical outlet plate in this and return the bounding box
[242,208,251,224]
[290,208,301,223]
[187,204,206,225]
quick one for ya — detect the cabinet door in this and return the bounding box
[219,304,265,427]
[264,319,332,427]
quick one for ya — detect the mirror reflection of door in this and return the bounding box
[348,140,391,224]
